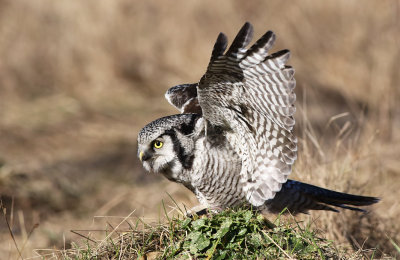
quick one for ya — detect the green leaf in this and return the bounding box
[214,250,227,260]
[189,242,198,254]
[187,231,202,241]
[214,218,233,239]
[238,227,247,236]
[256,214,264,222]
[221,218,233,229]
[249,233,263,248]
[187,230,210,253]
[244,210,253,223]
[191,219,206,230]
[181,218,191,228]
[195,234,210,251]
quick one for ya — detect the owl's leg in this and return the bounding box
[186,205,222,217]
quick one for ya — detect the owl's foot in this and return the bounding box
[186,205,222,218]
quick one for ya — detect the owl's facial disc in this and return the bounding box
[138,135,182,177]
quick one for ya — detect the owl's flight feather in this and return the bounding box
[194,22,296,206]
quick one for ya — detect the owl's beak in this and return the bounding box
[139,151,144,161]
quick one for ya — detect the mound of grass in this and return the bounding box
[64,209,343,259]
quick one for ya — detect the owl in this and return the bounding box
[137,22,378,214]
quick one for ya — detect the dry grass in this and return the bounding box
[0,0,399,258]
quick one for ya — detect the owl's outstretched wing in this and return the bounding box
[197,22,297,206]
[165,83,202,114]
[164,29,229,115]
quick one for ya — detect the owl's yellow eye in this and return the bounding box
[154,140,163,149]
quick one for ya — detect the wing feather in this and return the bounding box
[165,83,202,114]
[197,22,297,206]
[226,22,254,60]
[241,30,275,69]
[211,33,228,61]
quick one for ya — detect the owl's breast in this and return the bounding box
[187,136,246,208]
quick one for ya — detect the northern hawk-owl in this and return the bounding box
[137,22,378,214]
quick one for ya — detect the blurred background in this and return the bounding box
[0,0,399,258]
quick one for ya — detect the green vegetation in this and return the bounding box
[64,209,343,259]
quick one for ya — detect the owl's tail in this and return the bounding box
[266,180,379,214]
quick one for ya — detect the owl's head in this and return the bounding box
[137,114,201,182]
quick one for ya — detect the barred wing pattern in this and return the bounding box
[197,22,297,206]
[165,83,202,114]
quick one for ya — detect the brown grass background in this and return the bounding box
[0,0,399,258]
